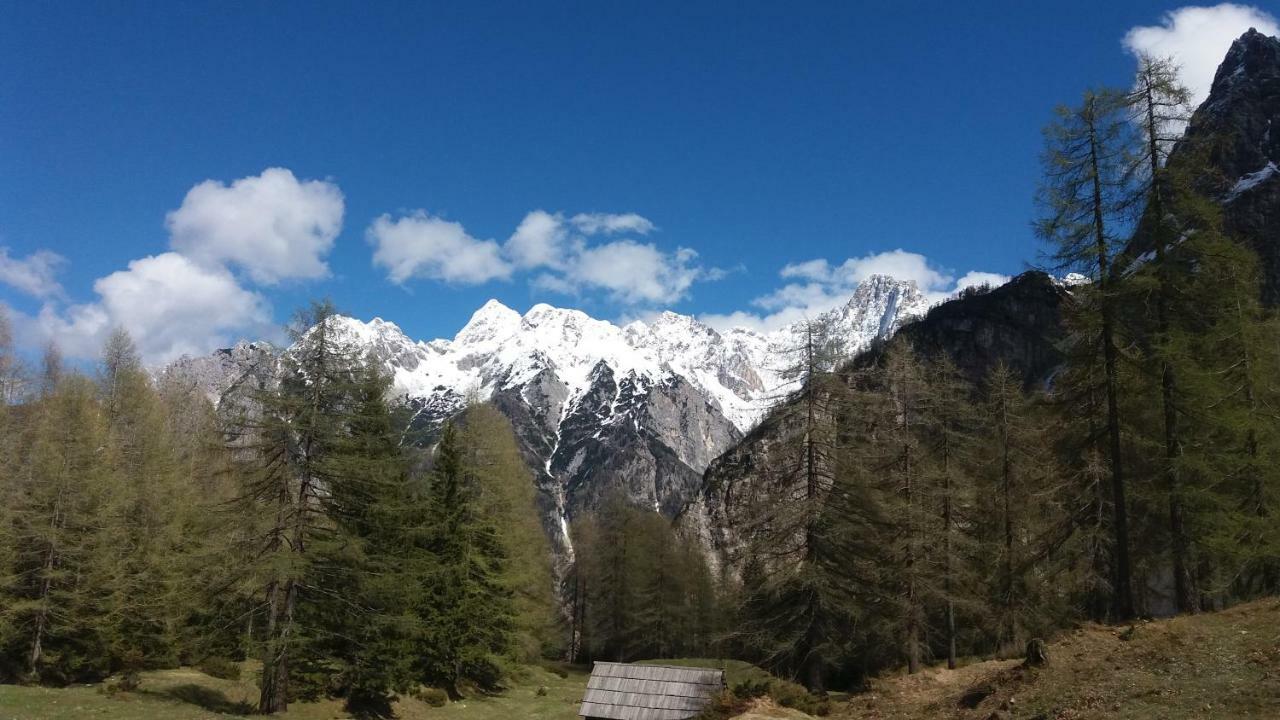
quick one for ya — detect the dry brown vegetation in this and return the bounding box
[836,599,1280,720]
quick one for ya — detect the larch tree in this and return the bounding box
[231,300,367,713]
[457,403,558,662]
[1036,88,1138,621]
[7,373,111,683]
[735,315,855,690]
[1123,54,1199,613]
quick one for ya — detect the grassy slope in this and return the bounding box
[837,598,1280,720]
[4,602,1278,720]
[0,664,588,720]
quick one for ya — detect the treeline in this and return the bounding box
[567,494,723,663]
[727,56,1280,690]
[0,302,557,717]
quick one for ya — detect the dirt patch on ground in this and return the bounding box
[835,598,1280,720]
[733,696,818,718]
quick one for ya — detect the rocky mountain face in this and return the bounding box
[678,271,1067,576]
[166,274,929,571]
[1160,28,1280,302]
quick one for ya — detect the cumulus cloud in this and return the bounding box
[30,253,271,364]
[572,242,707,304]
[701,249,1010,334]
[25,167,341,363]
[506,210,569,270]
[0,247,65,299]
[1123,4,1279,108]
[370,207,710,305]
[512,211,709,304]
[368,212,513,285]
[167,167,344,285]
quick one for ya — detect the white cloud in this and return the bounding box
[31,253,271,364]
[507,211,706,304]
[952,271,1010,292]
[571,241,707,304]
[166,167,344,285]
[506,210,569,270]
[372,208,710,305]
[702,249,1010,334]
[0,247,65,298]
[1124,4,1279,108]
[569,212,655,236]
[368,212,513,285]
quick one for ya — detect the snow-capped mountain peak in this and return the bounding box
[318,273,929,438]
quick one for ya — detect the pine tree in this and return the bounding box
[1036,88,1138,620]
[231,300,371,713]
[457,404,558,661]
[735,316,856,690]
[1123,55,1199,613]
[93,329,187,681]
[5,372,111,683]
[419,422,512,697]
[973,364,1074,648]
[0,309,20,676]
[919,355,979,670]
[311,360,426,718]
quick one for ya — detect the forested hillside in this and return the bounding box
[0,303,556,716]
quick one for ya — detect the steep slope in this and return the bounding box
[840,598,1280,720]
[1135,27,1280,302]
[166,275,929,572]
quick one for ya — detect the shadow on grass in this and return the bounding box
[145,684,254,715]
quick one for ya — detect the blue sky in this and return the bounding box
[1,1,1276,362]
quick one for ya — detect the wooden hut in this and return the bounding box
[579,662,726,720]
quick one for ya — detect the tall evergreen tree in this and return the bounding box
[1036,88,1138,620]
[93,329,187,680]
[4,373,111,683]
[231,300,374,713]
[419,422,512,697]
[1123,55,1199,613]
[735,316,856,690]
[457,404,558,661]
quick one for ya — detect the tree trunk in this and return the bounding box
[1000,389,1015,646]
[1088,108,1134,621]
[904,443,920,675]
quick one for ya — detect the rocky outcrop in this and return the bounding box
[1155,28,1280,303]
[890,271,1066,388]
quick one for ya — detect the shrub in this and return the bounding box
[731,678,771,699]
[694,689,749,719]
[411,686,449,707]
[727,677,830,717]
[197,656,241,681]
[769,680,830,716]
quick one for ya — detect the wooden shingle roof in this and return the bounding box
[579,662,725,720]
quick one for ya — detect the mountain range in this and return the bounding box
[167,273,931,570]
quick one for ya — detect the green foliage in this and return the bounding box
[414,421,514,697]
[457,404,560,661]
[195,656,241,681]
[571,495,722,664]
